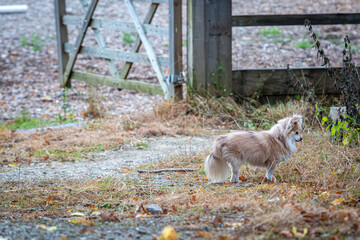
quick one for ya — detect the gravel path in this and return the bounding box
[0,135,210,182]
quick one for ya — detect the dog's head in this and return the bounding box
[277,114,303,142]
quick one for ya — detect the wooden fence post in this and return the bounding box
[54,0,70,87]
[169,0,183,101]
[187,0,232,96]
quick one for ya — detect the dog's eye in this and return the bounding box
[295,131,299,135]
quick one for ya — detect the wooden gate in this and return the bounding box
[54,0,183,101]
[187,0,360,97]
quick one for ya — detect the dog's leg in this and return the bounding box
[229,161,242,183]
[266,161,277,182]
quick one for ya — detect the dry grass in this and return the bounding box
[1,131,359,238]
[1,97,360,238]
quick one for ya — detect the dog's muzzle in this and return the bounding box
[295,137,302,142]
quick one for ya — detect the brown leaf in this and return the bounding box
[76,217,93,226]
[196,232,213,237]
[100,212,120,222]
[80,227,96,234]
[239,176,247,181]
[213,215,222,224]
[331,198,345,205]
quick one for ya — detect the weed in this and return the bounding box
[257,28,281,35]
[303,19,360,145]
[58,87,73,123]
[83,84,106,119]
[122,31,135,44]
[293,39,313,49]
[135,141,148,149]
[20,33,45,51]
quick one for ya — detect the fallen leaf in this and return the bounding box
[196,232,213,237]
[10,205,19,208]
[292,226,308,238]
[331,198,345,205]
[321,191,330,197]
[9,163,20,167]
[100,212,120,222]
[80,228,96,234]
[76,218,92,226]
[239,176,247,181]
[40,96,52,102]
[91,211,101,216]
[122,168,131,173]
[160,226,177,240]
[71,212,86,217]
[224,222,242,228]
[39,224,57,231]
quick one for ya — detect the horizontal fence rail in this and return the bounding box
[232,13,360,27]
[64,43,169,67]
[71,71,163,95]
[63,15,168,36]
[233,67,360,96]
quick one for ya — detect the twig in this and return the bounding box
[137,168,197,173]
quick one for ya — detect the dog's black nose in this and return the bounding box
[296,137,302,142]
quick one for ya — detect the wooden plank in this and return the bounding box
[205,0,232,95]
[54,0,69,87]
[121,3,159,80]
[169,0,183,101]
[62,15,168,36]
[71,71,163,95]
[125,0,171,100]
[79,0,120,80]
[187,0,206,92]
[187,0,232,96]
[64,43,169,67]
[63,0,99,87]
[232,67,360,96]
[232,13,360,27]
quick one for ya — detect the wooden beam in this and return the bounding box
[54,0,69,87]
[62,15,168,36]
[232,13,360,27]
[124,0,171,100]
[169,0,183,101]
[232,67,360,97]
[64,43,169,67]
[187,0,232,96]
[71,71,163,95]
[79,0,120,80]
[63,0,99,87]
[121,3,159,80]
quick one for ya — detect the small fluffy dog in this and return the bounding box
[205,114,303,183]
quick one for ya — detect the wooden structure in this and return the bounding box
[54,0,183,101]
[187,2,360,97]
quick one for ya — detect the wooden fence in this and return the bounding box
[54,0,183,101]
[187,0,360,97]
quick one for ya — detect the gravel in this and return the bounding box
[0,135,211,182]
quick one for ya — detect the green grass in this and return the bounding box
[33,149,84,162]
[0,116,76,130]
[122,31,135,44]
[293,39,313,49]
[257,28,281,35]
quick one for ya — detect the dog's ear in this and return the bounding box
[291,114,303,126]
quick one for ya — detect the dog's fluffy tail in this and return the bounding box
[205,153,229,183]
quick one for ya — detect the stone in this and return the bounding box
[146,204,163,215]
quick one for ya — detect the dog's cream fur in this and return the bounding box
[205,115,303,183]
